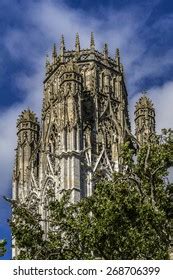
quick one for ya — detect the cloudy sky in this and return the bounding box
[0,0,173,259]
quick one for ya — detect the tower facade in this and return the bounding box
[13,33,131,210]
[41,35,131,202]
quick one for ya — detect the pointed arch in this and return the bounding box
[47,123,59,154]
[41,176,56,236]
[28,192,39,212]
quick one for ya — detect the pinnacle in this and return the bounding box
[103,43,108,58]
[60,34,65,50]
[46,54,50,64]
[75,33,80,51]
[115,48,120,66]
[116,48,120,57]
[90,32,95,49]
[52,43,57,57]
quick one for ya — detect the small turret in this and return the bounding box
[17,109,39,142]
[14,109,40,201]
[135,93,155,145]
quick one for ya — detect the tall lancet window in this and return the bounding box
[48,124,58,169]
[29,192,39,213]
[42,179,55,237]
[101,72,104,90]
[48,124,58,153]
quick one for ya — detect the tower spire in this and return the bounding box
[90,32,95,50]
[75,33,80,52]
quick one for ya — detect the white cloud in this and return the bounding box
[0,0,173,196]
[150,81,173,132]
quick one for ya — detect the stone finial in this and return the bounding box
[116,48,120,57]
[60,35,65,62]
[115,48,120,66]
[52,43,57,59]
[60,35,65,52]
[103,43,108,60]
[75,33,80,52]
[90,32,95,50]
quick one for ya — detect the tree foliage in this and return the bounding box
[0,239,6,257]
[9,130,173,259]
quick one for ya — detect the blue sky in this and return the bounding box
[0,0,173,259]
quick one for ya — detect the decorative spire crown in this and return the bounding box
[17,109,38,125]
[135,93,154,111]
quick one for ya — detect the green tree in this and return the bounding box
[9,130,173,259]
[0,239,6,257]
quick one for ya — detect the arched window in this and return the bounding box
[42,179,55,237]
[48,124,58,154]
[29,193,39,213]
[101,72,104,90]
[113,77,117,97]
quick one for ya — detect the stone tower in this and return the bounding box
[12,33,135,238]
[40,35,131,202]
[12,33,159,258]
[12,34,159,212]
[134,94,155,145]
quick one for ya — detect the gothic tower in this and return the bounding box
[134,94,155,145]
[12,33,159,258]
[38,33,131,203]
